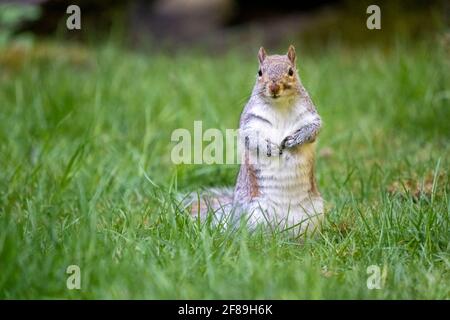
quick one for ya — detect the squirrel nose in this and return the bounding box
[269,82,280,94]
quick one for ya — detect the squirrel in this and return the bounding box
[186,45,324,235]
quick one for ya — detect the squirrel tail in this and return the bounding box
[181,187,235,222]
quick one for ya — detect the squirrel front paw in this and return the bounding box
[265,139,283,156]
[281,135,297,149]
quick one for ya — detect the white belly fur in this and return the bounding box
[244,142,323,234]
[240,100,323,233]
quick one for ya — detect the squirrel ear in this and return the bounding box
[258,47,267,64]
[287,45,296,64]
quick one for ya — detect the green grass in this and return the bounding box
[0,39,449,299]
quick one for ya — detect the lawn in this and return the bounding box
[0,38,449,299]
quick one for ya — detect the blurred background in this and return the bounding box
[0,0,448,53]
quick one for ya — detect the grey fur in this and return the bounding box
[185,46,324,234]
[281,119,321,149]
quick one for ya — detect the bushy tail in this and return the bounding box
[181,187,234,221]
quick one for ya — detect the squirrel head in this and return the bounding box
[256,45,300,100]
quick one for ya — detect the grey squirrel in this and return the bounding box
[186,45,324,235]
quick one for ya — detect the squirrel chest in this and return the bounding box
[239,101,318,210]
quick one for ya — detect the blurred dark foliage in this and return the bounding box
[6,0,449,50]
[228,0,342,24]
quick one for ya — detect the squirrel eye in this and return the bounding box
[258,69,262,77]
[288,68,294,76]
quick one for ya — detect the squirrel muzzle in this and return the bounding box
[269,82,281,96]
